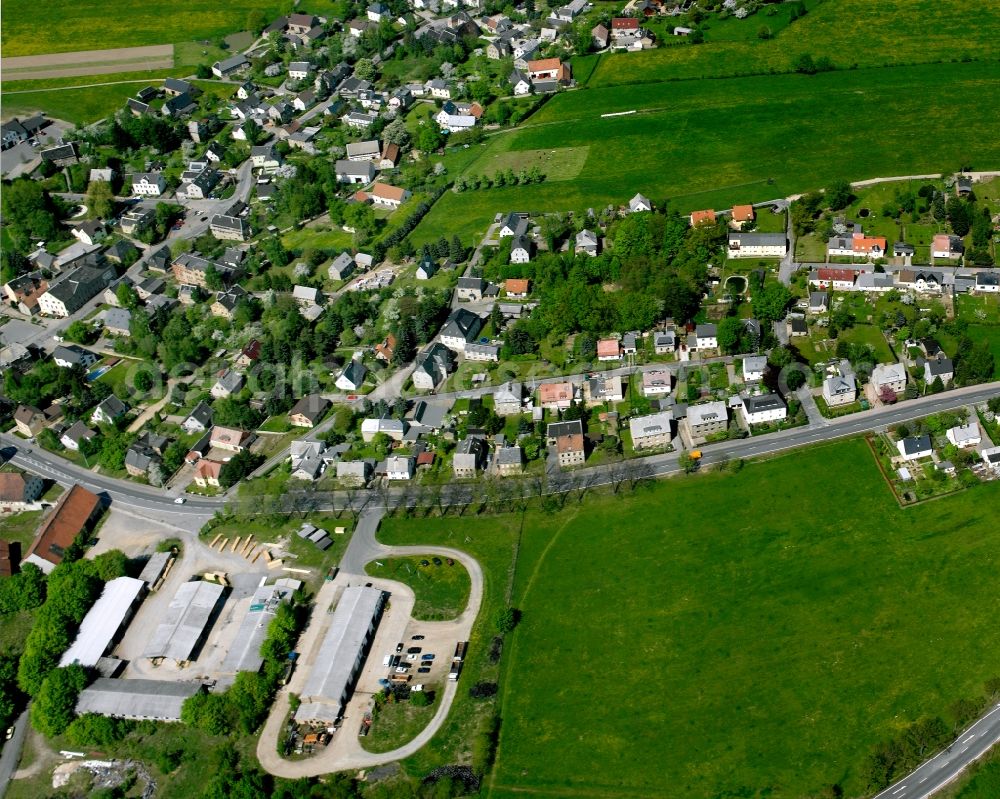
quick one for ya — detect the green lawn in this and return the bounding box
[414,61,1000,246]
[838,323,895,363]
[966,325,1000,378]
[364,556,471,621]
[1,0,288,56]
[0,510,42,549]
[362,693,439,754]
[486,439,1000,798]
[586,0,1000,86]
[956,294,1000,325]
[1,71,194,125]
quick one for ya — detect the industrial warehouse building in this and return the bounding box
[220,579,298,674]
[75,678,205,722]
[143,580,226,665]
[296,586,385,725]
[59,576,146,668]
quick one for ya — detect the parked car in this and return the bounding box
[395,643,404,653]
[421,654,435,661]
[407,646,421,654]
[395,665,410,673]
[417,667,431,674]
[411,634,425,640]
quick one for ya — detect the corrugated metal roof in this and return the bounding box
[59,577,145,668]
[220,583,294,674]
[142,580,225,663]
[75,678,203,721]
[297,586,383,722]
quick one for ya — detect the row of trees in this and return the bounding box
[454,168,545,192]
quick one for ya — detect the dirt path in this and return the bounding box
[1,45,173,82]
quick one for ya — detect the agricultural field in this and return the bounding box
[584,0,1000,87]
[364,556,471,621]
[414,61,1000,246]
[0,0,287,56]
[488,439,1000,798]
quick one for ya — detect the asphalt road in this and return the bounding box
[0,709,29,799]
[4,381,998,519]
[873,703,1000,799]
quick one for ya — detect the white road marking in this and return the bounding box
[963,734,975,743]
[893,787,907,795]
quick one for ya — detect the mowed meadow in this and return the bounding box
[0,0,288,56]
[578,0,1000,86]
[487,440,1000,798]
[413,61,1000,244]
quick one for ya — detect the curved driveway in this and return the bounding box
[256,509,483,777]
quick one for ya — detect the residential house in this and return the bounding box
[210,425,253,453]
[687,401,728,440]
[336,460,373,485]
[288,61,314,81]
[91,395,128,425]
[453,437,487,478]
[182,402,213,435]
[548,420,585,467]
[694,324,718,351]
[628,193,652,213]
[125,433,166,478]
[193,459,223,487]
[415,257,438,280]
[341,111,377,129]
[14,405,47,437]
[932,234,964,260]
[730,204,755,228]
[788,318,809,338]
[456,276,488,302]
[596,338,621,361]
[575,229,599,256]
[211,286,248,320]
[129,172,166,196]
[335,159,376,185]
[71,221,106,247]
[234,339,260,368]
[289,394,331,427]
[379,142,400,170]
[374,333,397,362]
[585,375,624,405]
[981,447,1000,473]
[897,269,944,293]
[498,212,529,238]
[495,445,524,476]
[690,209,716,227]
[412,343,454,390]
[504,278,530,299]
[740,394,787,426]
[335,360,368,391]
[727,231,787,258]
[654,331,676,354]
[465,342,499,362]
[53,344,98,370]
[346,140,381,162]
[0,471,45,511]
[510,235,533,264]
[383,455,413,481]
[211,369,245,399]
[120,209,153,236]
[328,252,356,282]
[40,143,79,167]
[592,23,609,49]
[808,291,829,314]
[823,361,857,407]
[539,381,575,411]
[3,272,48,316]
[101,307,132,337]
[742,355,767,383]
[210,215,249,242]
[923,357,954,386]
[975,272,1000,294]
[60,421,97,452]
[870,362,907,397]
[642,369,672,397]
[361,417,407,443]
[38,264,115,317]
[250,144,282,172]
[440,308,483,352]
[946,422,981,448]
[809,268,857,291]
[509,70,532,96]
[493,381,524,416]
[368,183,410,209]
[629,411,673,451]
[425,78,452,99]
[827,231,887,259]
[897,434,932,461]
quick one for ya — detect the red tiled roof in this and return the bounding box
[691,209,716,226]
[597,339,621,357]
[557,433,585,453]
[196,459,223,480]
[731,204,754,222]
[817,268,857,281]
[612,17,639,29]
[505,278,530,294]
[371,182,407,202]
[416,451,435,466]
[24,484,100,569]
[526,57,563,72]
[540,382,573,403]
[0,473,30,503]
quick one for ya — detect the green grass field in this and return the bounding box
[414,61,1000,245]
[585,0,1000,87]
[365,556,471,621]
[1,0,288,56]
[486,439,1000,798]
[956,294,1000,325]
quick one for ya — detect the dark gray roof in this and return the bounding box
[902,434,932,455]
[547,419,583,438]
[742,393,785,413]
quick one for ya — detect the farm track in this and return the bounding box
[0,44,172,82]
